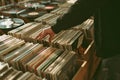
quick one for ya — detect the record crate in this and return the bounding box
[0,34,89,80]
[73,40,101,80]
[73,54,100,80]
[77,39,95,61]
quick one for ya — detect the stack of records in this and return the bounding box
[34,7,70,25]
[16,72,42,80]
[0,34,44,71]
[43,14,60,25]
[0,62,42,80]
[8,22,48,42]
[72,19,94,39]
[40,51,84,80]
[0,34,83,80]
[1,6,26,15]
[0,62,9,74]
[50,7,69,15]
[58,1,73,8]
[53,0,66,3]
[34,13,60,25]
[0,34,25,58]
[25,49,83,80]
[8,22,34,38]
[8,22,84,50]
[51,29,84,51]
[50,1,74,15]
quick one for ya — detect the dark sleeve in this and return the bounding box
[51,0,97,33]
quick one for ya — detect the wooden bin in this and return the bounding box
[73,40,101,80]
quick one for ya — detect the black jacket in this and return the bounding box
[51,0,120,58]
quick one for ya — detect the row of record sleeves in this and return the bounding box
[0,62,42,80]
[33,2,73,25]
[33,1,74,22]
[0,34,86,80]
[34,7,70,24]
[33,2,94,41]
[0,2,92,80]
[8,18,94,51]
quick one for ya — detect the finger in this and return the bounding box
[38,32,48,40]
[36,30,45,39]
[35,32,42,39]
[49,33,55,42]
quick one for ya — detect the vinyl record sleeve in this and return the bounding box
[26,47,47,72]
[5,70,18,80]
[3,43,33,62]
[0,67,14,80]
[15,44,40,70]
[0,62,9,74]
[0,40,25,57]
[44,50,69,80]
[0,35,12,43]
[19,44,43,71]
[31,47,56,73]
[10,44,38,69]
[8,22,34,36]
[9,71,23,80]
[50,51,75,80]
[36,49,63,76]
[17,72,32,80]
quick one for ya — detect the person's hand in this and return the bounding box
[36,27,55,42]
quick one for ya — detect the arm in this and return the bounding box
[51,0,96,33]
[36,0,105,41]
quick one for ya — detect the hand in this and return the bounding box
[36,27,55,42]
